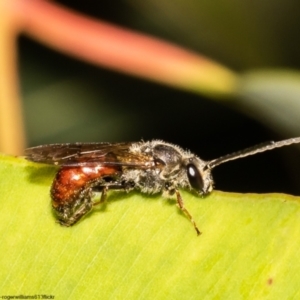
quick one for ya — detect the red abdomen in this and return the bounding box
[51,166,120,208]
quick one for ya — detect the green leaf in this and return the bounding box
[238,70,300,135]
[1,154,300,299]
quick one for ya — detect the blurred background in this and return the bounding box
[5,0,300,194]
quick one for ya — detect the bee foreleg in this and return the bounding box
[175,190,201,236]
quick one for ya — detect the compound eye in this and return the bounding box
[186,163,204,192]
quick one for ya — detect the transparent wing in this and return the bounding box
[25,142,153,168]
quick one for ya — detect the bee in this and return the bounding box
[25,138,300,235]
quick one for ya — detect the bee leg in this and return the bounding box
[175,190,201,236]
[93,186,108,206]
[93,180,135,207]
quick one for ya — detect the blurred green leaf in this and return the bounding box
[237,70,300,135]
[1,154,300,298]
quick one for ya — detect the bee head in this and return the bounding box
[185,157,213,195]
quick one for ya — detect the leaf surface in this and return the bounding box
[1,154,300,299]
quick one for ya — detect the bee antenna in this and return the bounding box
[206,137,300,170]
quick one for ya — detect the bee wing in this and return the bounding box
[25,142,153,168]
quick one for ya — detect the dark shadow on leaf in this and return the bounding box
[25,165,57,185]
